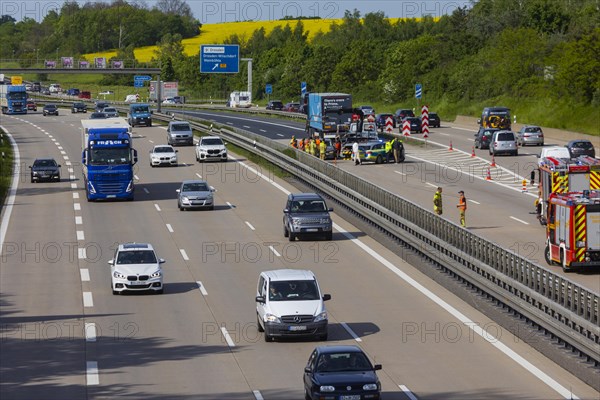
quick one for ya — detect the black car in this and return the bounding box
[304,345,382,400]
[29,158,61,183]
[95,101,109,112]
[474,127,499,150]
[404,117,422,133]
[72,102,87,113]
[394,108,415,123]
[375,113,396,132]
[42,104,59,116]
[428,112,441,128]
[89,112,108,119]
[266,100,284,110]
[565,139,596,158]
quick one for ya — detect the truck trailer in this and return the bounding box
[0,85,27,114]
[305,93,353,136]
[81,118,138,201]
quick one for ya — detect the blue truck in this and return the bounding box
[127,103,152,127]
[0,85,27,114]
[304,92,353,136]
[81,118,138,201]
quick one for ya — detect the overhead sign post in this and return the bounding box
[200,45,240,74]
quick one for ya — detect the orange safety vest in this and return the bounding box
[458,195,467,211]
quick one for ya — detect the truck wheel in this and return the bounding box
[544,245,555,265]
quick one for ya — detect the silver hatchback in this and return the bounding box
[490,130,518,156]
[517,125,544,146]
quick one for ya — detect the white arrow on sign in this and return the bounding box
[212,64,218,70]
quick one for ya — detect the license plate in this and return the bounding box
[130,281,145,285]
[340,396,360,400]
[288,325,307,331]
[305,228,318,232]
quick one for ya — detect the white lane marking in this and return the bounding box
[394,170,406,176]
[510,216,529,225]
[50,137,55,140]
[340,322,362,342]
[154,203,161,211]
[58,146,63,150]
[197,281,208,296]
[253,390,264,400]
[269,245,281,257]
[197,111,304,131]
[425,182,438,188]
[226,122,233,125]
[75,216,83,225]
[276,133,284,137]
[196,173,202,178]
[399,385,418,400]
[74,203,81,211]
[230,155,290,195]
[245,221,255,230]
[65,161,72,166]
[221,327,235,347]
[142,187,149,194]
[80,269,90,281]
[437,132,451,136]
[72,192,79,199]
[60,150,66,155]
[243,125,251,128]
[71,183,77,189]
[180,249,189,261]
[226,201,234,208]
[83,292,94,307]
[469,199,480,205]
[134,175,139,180]
[63,155,69,160]
[149,140,154,143]
[166,224,174,233]
[85,323,97,342]
[235,150,578,399]
[70,174,76,180]
[333,222,577,399]
[86,361,99,385]
[259,129,267,133]
[78,248,87,259]
[76,231,85,240]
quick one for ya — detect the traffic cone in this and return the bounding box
[471,146,476,157]
[521,179,528,192]
[490,155,496,167]
[449,141,453,151]
[486,167,492,181]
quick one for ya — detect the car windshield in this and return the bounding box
[290,199,327,213]
[116,250,157,264]
[89,148,131,165]
[316,353,371,372]
[154,147,173,153]
[45,105,56,109]
[182,182,209,192]
[172,123,191,131]
[572,142,593,149]
[132,106,149,113]
[34,159,56,167]
[269,280,319,301]
[104,108,116,112]
[202,138,224,146]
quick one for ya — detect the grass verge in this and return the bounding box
[0,130,14,215]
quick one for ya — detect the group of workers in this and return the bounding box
[289,135,343,160]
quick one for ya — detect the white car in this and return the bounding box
[195,136,227,162]
[108,243,164,295]
[149,145,178,167]
[162,98,176,104]
[49,84,62,93]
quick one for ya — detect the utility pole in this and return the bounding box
[241,58,253,103]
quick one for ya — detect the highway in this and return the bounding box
[168,108,600,292]
[0,109,598,399]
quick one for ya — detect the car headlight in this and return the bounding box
[32,171,39,176]
[113,271,126,279]
[150,270,162,278]
[264,314,281,323]
[171,156,177,160]
[319,386,335,392]
[181,196,190,204]
[292,218,301,225]
[363,383,378,390]
[314,311,327,322]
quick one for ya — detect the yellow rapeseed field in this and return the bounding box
[84,18,403,63]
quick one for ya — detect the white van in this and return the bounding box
[256,269,331,342]
[539,146,571,163]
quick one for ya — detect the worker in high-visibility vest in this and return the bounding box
[290,135,297,148]
[319,140,326,160]
[385,139,393,163]
[457,190,467,227]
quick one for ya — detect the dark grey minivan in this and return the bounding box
[283,193,333,241]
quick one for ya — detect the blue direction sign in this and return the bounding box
[134,80,144,88]
[134,75,152,81]
[200,45,239,73]
[415,83,422,99]
[265,84,272,94]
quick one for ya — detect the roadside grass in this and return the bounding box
[0,131,14,214]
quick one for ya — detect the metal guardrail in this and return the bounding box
[151,112,600,368]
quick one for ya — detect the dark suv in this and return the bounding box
[394,108,414,123]
[428,112,441,128]
[266,100,284,110]
[474,128,499,150]
[72,102,87,113]
[283,193,333,241]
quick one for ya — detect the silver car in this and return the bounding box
[490,130,518,156]
[103,107,119,118]
[517,125,544,146]
[176,180,215,210]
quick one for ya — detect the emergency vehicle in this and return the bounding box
[537,156,600,223]
[544,190,600,271]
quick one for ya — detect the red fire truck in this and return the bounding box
[544,190,600,271]
[537,156,600,223]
